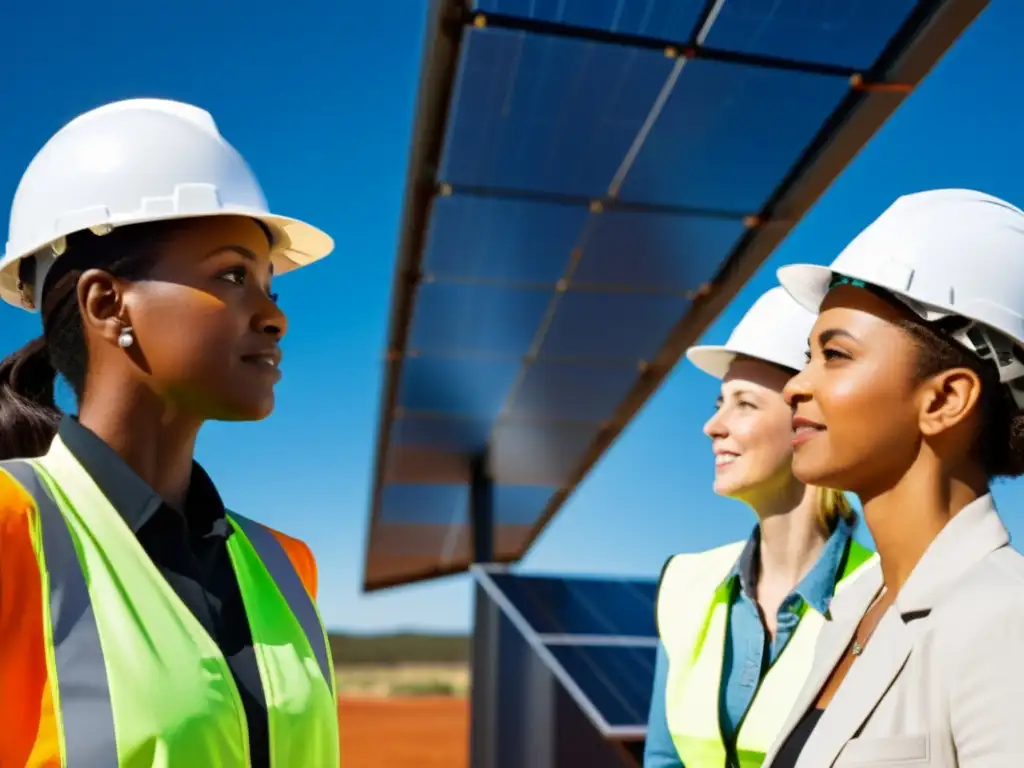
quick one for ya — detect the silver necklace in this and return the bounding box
[850,588,888,657]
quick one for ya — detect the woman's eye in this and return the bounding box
[269,291,280,303]
[823,347,847,361]
[805,349,812,363]
[738,400,755,410]
[221,267,247,285]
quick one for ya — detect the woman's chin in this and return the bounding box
[714,476,750,499]
[791,451,840,490]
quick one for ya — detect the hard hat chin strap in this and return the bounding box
[25,251,57,312]
[19,225,118,311]
[948,322,1024,410]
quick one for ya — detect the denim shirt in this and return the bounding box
[643,519,855,768]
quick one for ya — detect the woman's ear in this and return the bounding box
[917,366,983,437]
[77,268,125,347]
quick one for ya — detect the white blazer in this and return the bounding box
[762,494,1024,767]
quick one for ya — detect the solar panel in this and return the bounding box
[546,643,657,730]
[366,0,989,590]
[423,196,586,283]
[615,60,851,211]
[476,567,659,739]
[487,571,657,638]
[441,28,675,198]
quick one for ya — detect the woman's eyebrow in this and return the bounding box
[206,244,259,261]
[818,328,857,346]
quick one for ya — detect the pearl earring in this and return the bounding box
[117,326,135,348]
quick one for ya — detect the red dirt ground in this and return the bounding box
[338,696,469,768]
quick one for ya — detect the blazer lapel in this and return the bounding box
[795,604,913,767]
[763,563,883,765]
[784,495,1008,767]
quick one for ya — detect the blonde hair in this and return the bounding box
[816,487,856,534]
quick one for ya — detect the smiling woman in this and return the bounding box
[643,286,876,768]
[762,189,1024,768]
[0,99,339,768]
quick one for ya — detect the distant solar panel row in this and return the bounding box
[477,568,659,736]
[367,0,982,590]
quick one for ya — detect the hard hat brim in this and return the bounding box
[0,210,334,312]
[778,261,946,321]
[777,264,834,314]
[257,212,335,276]
[685,345,738,380]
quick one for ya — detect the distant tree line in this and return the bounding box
[329,632,470,666]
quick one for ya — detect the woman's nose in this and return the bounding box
[703,410,728,439]
[783,371,810,408]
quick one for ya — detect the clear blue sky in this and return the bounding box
[1,2,1020,633]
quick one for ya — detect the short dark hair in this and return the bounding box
[0,221,180,458]
[897,317,1024,478]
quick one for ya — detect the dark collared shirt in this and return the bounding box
[58,416,270,768]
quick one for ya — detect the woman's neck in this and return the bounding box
[751,483,829,594]
[78,380,201,510]
[860,465,985,596]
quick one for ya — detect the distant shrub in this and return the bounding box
[390,680,458,697]
[329,633,469,666]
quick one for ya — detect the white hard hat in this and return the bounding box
[686,286,816,379]
[778,189,1024,407]
[1,98,334,311]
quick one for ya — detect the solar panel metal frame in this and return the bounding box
[363,0,989,592]
[473,564,658,741]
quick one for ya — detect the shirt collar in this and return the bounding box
[57,415,227,535]
[725,516,855,615]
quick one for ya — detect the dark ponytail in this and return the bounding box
[0,335,61,458]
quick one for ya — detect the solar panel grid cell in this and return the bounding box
[440,28,674,198]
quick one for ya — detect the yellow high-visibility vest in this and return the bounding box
[7,436,340,766]
[656,538,875,768]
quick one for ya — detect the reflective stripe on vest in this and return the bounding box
[656,537,877,768]
[4,436,340,767]
[229,512,335,688]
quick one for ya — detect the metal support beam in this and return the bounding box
[470,580,500,768]
[471,453,495,563]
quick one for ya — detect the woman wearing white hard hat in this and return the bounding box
[762,189,1024,767]
[0,99,338,767]
[644,287,876,768]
